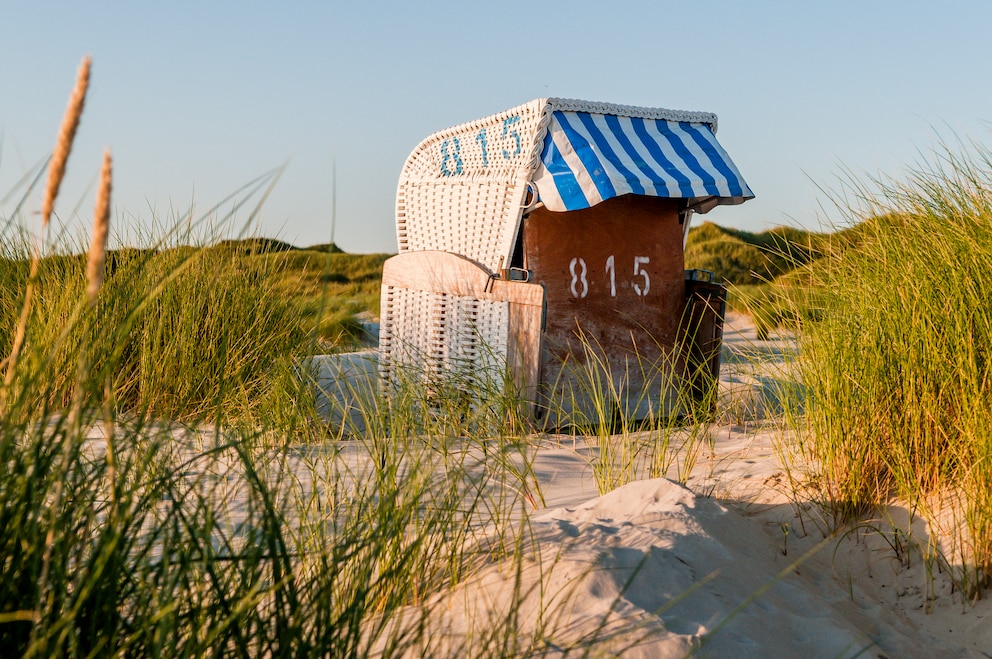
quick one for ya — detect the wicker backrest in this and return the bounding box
[396,99,548,273]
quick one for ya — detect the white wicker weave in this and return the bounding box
[378,251,543,404]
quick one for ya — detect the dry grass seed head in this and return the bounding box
[86,150,112,304]
[42,55,91,228]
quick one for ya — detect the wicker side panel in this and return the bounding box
[379,284,510,393]
[468,296,510,382]
[449,296,510,391]
[379,285,434,381]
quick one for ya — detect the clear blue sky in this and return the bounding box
[3,1,991,253]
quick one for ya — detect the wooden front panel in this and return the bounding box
[523,195,686,421]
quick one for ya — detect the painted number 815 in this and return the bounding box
[568,256,651,299]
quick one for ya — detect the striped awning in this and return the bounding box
[532,110,754,213]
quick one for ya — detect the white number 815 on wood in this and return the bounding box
[570,256,650,298]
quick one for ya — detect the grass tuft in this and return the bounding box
[791,140,992,592]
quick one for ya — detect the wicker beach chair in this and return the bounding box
[380,98,753,422]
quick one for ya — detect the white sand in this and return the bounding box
[417,313,992,656]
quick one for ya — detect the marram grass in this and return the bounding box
[0,273,672,656]
[0,242,311,427]
[795,142,992,589]
[0,176,604,659]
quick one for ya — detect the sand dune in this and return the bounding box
[409,313,992,656]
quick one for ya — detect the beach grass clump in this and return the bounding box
[0,266,580,657]
[731,267,824,341]
[2,195,516,652]
[797,143,992,582]
[536,322,721,496]
[0,214,563,654]
[259,249,389,349]
[0,385,555,656]
[0,240,311,426]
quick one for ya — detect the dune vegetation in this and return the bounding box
[786,148,992,594]
[683,220,824,286]
[691,147,992,592]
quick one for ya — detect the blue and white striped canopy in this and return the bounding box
[532,110,754,213]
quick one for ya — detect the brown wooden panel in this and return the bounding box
[684,278,728,411]
[523,195,687,421]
